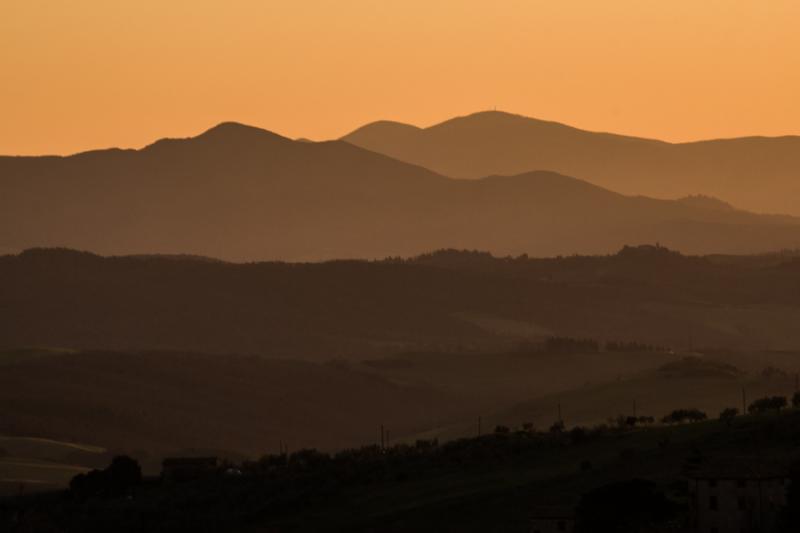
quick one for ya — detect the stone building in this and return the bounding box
[688,460,789,533]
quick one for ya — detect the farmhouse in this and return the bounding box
[688,460,788,533]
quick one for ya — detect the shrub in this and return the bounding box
[719,407,739,423]
[70,455,142,499]
[570,426,588,443]
[661,408,707,424]
[748,396,787,414]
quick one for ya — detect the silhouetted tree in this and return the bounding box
[545,336,599,354]
[719,407,738,425]
[70,455,141,499]
[661,408,707,424]
[570,426,588,443]
[106,455,142,493]
[605,340,664,353]
[748,396,787,414]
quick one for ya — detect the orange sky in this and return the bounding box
[2,0,799,155]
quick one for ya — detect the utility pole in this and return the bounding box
[633,399,637,418]
[380,424,385,450]
[478,416,482,437]
[558,403,563,424]
[742,387,747,414]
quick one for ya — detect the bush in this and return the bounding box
[70,455,142,499]
[748,396,787,414]
[570,426,588,443]
[661,408,707,424]
[719,407,738,423]
[545,336,599,354]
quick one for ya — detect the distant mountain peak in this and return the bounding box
[144,122,291,152]
[438,109,541,124]
[196,121,290,143]
[343,120,422,141]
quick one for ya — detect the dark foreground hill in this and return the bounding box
[5,402,800,532]
[2,246,800,358]
[343,110,800,216]
[3,122,800,260]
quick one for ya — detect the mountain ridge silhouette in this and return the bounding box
[343,110,800,215]
[2,121,800,261]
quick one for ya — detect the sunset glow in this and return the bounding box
[2,0,799,155]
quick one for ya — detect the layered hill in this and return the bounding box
[2,122,800,260]
[0,350,449,456]
[3,246,800,359]
[343,111,800,216]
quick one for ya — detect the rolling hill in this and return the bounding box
[2,122,800,261]
[0,350,450,458]
[343,110,800,216]
[3,246,800,360]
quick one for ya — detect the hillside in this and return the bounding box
[343,110,800,216]
[3,123,800,260]
[3,246,800,359]
[7,402,800,532]
[0,350,451,458]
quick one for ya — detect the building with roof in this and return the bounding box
[687,459,789,533]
